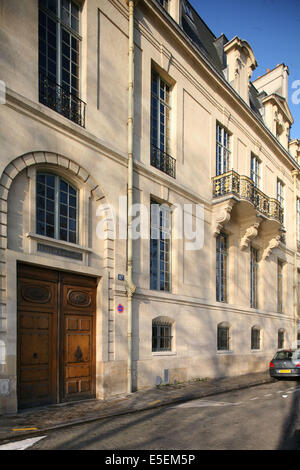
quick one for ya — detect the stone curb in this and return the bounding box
[0,375,273,445]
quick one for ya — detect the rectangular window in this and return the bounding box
[277,260,284,313]
[150,200,171,291]
[150,70,175,178]
[216,233,228,302]
[277,178,285,225]
[298,270,300,319]
[278,330,284,349]
[251,328,260,350]
[297,198,300,247]
[250,246,259,309]
[251,154,261,189]
[36,173,78,243]
[38,0,86,126]
[216,124,231,176]
[217,325,229,351]
[152,322,172,352]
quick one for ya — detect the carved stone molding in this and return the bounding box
[212,199,236,236]
[262,235,281,260]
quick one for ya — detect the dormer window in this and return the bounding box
[183,2,194,21]
[157,0,169,11]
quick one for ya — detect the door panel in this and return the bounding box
[61,276,96,402]
[17,264,97,409]
[17,266,58,409]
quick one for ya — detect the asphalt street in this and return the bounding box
[15,379,300,451]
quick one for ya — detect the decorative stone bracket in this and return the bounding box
[240,218,262,250]
[262,235,281,260]
[212,199,236,236]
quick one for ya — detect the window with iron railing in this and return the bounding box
[150,70,175,178]
[38,0,86,127]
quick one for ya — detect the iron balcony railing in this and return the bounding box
[39,74,86,128]
[212,170,284,225]
[151,145,176,179]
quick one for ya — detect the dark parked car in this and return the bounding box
[269,349,300,378]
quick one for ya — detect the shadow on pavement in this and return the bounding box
[277,378,300,450]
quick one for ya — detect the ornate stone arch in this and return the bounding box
[0,151,115,307]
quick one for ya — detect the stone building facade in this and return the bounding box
[0,0,300,414]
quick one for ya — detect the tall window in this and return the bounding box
[250,246,259,309]
[36,173,78,243]
[150,200,171,291]
[216,124,231,176]
[277,260,284,313]
[217,323,230,351]
[38,0,85,126]
[216,233,228,302]
[151,70,171,153]
[278,329,285,349]
[251,327,261,350]
[277,178,285,225]
[152,320,172,352]
[297,198,300,247]
[150,70,175,178]
[298,270,300,319]
[250,154,261,188]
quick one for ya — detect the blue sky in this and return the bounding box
[189,0,300,140]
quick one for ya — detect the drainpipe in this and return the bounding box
[126,0,138,394]
[292,169,299,346]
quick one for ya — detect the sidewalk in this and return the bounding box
[0,371,273,444]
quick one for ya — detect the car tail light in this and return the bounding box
[269,362,275,368]
[296,362,300,368]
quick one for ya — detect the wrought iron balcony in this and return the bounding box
[39,74,86,128]
[212,170,284,225]
[151,145,176,179]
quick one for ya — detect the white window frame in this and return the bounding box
[36,172,79,244]
[151,70,171,155]
[277,178,285,226]
[216,123,231,176]
[150,199,172,292]
[39,0,82,96]
[250,154,261,189]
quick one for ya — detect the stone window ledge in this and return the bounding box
[152,351,177,356]
[26,232,93,254]
[217,350,234,355]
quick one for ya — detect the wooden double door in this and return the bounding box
[17,264,97,409]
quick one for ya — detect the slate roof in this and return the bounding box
[180,0,264,119]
